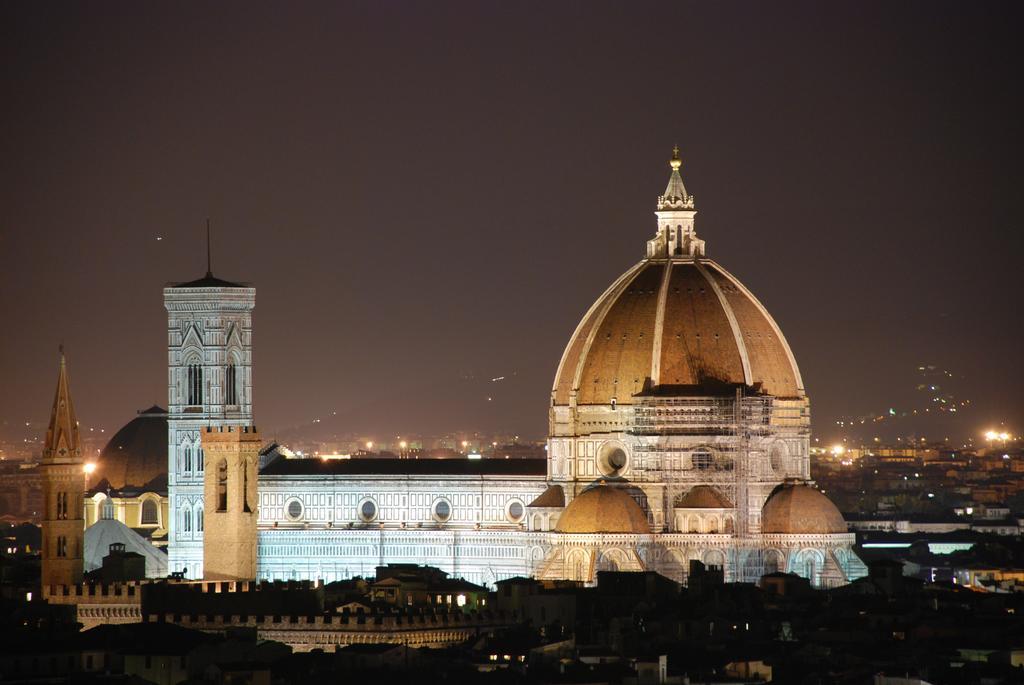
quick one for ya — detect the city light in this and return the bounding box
[83,462,96,475]
[830,444,845,456]
[984,430,1011,442]
[365,441,373,451]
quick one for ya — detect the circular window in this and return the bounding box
[507,500,525,523]
[359,499,378,522]
[285,498,303,521]
[597,443,629,477]
[433,499,451,522]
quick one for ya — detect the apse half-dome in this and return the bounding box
[761,483,847,535]
[91,406,168,490]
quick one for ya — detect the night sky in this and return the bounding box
[3,2,1022,445]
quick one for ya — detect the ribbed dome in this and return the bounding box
[676,485,732,509]
[552,259,803,406]
[555,485,650,534]
[761,484,847,534]
[91,406,168,490]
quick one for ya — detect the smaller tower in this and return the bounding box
[202,425,260,581]
[41,351,85,589]
[647,146,704,258]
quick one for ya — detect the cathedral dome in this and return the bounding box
[551,151,803,407]
[555,485,650,534]
[90,406,168,490]
[552,259,802,405]
[761,483,847,535]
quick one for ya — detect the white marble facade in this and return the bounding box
[164,278,255,580]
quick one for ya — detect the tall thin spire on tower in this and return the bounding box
[43,347,81,463]
[206,218,213,277]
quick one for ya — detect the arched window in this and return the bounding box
[216,459,228,511]
[196,506,204,532]
[225,360,238,405]
[183,445,192,473]
[196,448,204,473]
[141,499,158,525]
[182,507,192,533]
[242,460,252,513]
[101,496,114,520]
[187,363,203,405]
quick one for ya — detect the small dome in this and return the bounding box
[761,483,847,534]
[676,485,732,509]
[555,485,650,534]
[91,406,168,490]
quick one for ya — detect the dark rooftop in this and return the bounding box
[170,273,247,289]
[260,457,546,477]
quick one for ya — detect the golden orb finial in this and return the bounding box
[669,144,681,171]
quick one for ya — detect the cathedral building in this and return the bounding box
[163,150,866,588]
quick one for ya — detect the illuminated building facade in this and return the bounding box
[164,271,255,578]
[165,151,865,588]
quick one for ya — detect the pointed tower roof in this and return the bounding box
[43,349,82,463]
[657,145,695,210]
[169,221,246,288]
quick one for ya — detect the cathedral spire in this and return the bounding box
[648,146,703,258]
[43,349,81,464]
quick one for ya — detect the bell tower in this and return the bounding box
[164,235,255,579]
[201,425,260,581]
[40,350,85,589]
